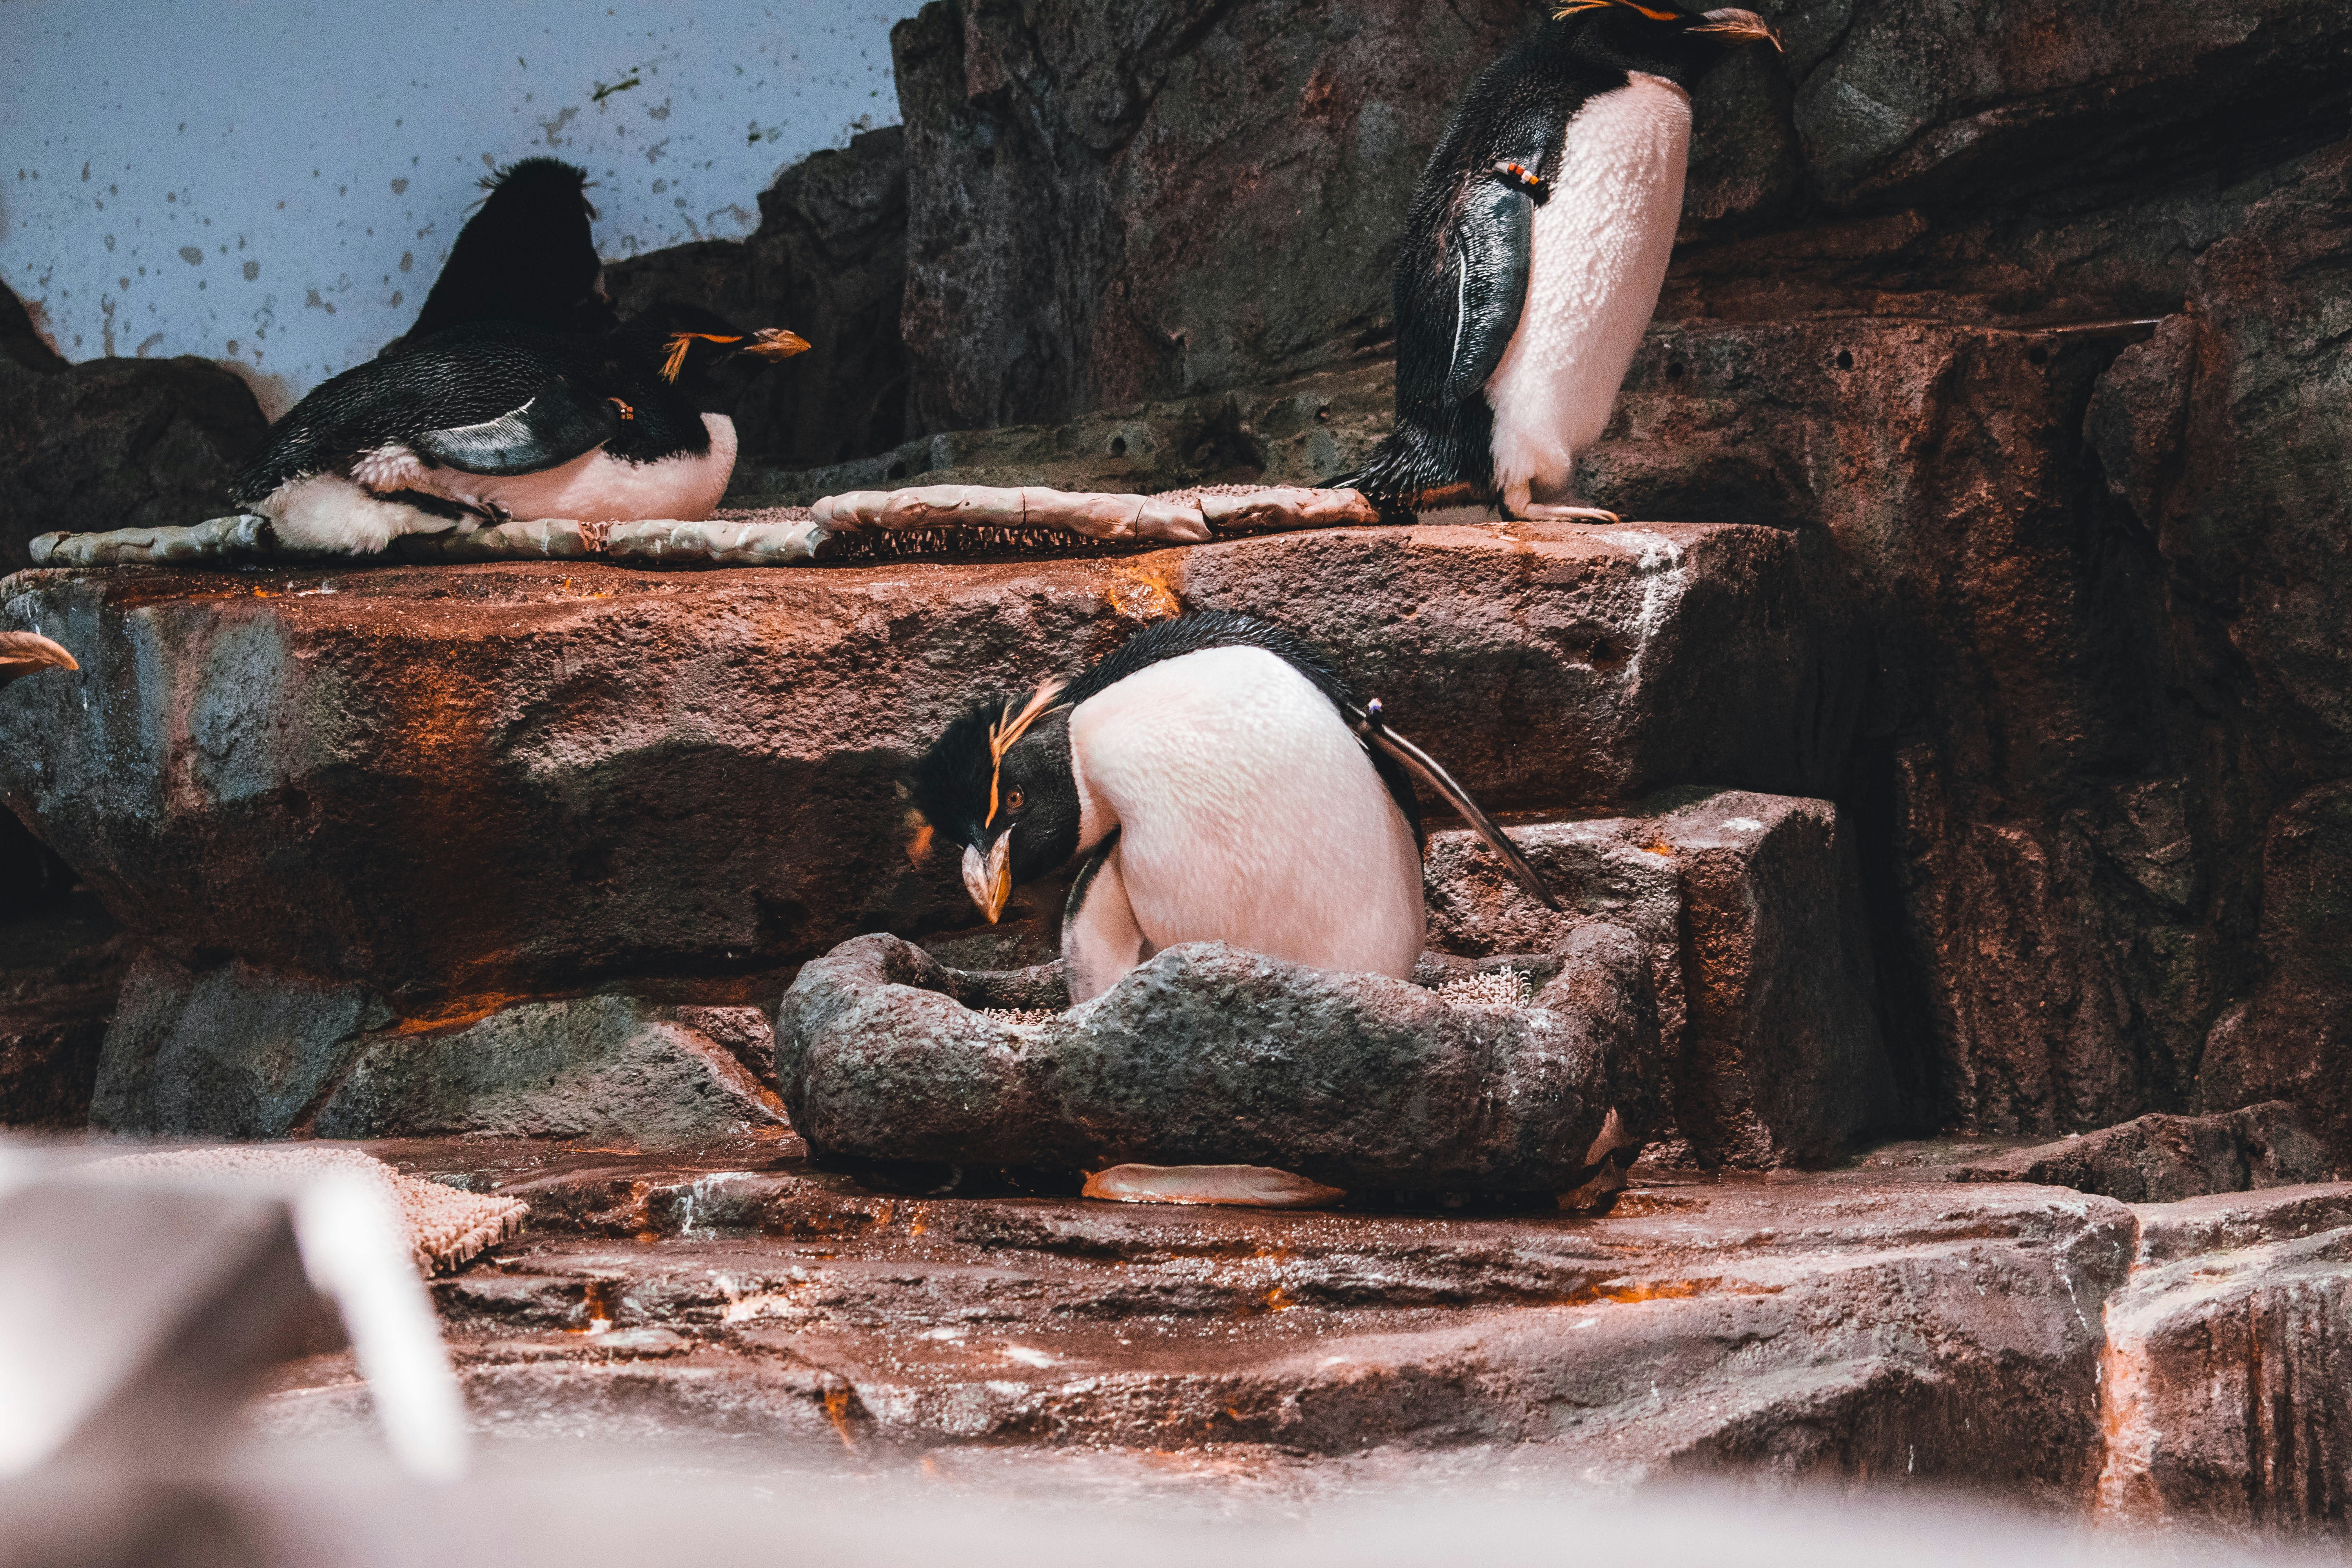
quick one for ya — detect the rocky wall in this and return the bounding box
[810,0,2352,1147]
[0,283,267,572]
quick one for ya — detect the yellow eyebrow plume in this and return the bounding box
[1555,0,1685,18]
[659,331,745,381]
[985,677,1068,828]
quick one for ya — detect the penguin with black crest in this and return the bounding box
[906,610,1557,1007]
[397,157,617,346]
[1338,0,1781,522]
[229,304,810,554]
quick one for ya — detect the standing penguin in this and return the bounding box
[397,157,617,347]
[908,612,1555,1005]
[1339,1,1781,521]
[229,304,809,554]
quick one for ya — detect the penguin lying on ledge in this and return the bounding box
[0,632,76,689]
[1339,0,1781,522]
[908,611,1556,1007]
[229,305,809,554]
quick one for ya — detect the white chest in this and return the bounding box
[428,413,739,524]
[1485,73,1691,503]
[1067,646,1426,985]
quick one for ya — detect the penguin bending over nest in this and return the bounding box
[1338,0,1780,522]
[396,157,617,347]
[908,611,1556,1007]
[0,632,76,690]
[230,304,809,554]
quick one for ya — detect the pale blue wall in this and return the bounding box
[2,0,927,415]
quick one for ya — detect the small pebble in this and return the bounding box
[1431,969,1532,1007]
[982,1007,1060,1025]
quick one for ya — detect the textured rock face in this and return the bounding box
[1425,791,1893,1168]
[0,523,1849,1007]
[607,129,909,468]
[90,951,783,1145]
[1947,1102,2339,1203]
[888,0,1523,432]
[0,289,267,570]
[266,1139,2141,1497]
[0,898,129,1128]
[755,0,2350,1158]
[777,929,1655,1192]
[2100,1221,2352,1528]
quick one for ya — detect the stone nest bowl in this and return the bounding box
[774,924,1661,1198]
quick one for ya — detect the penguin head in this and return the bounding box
[0,631,78,690]
[616,302,812,410]
[907,681,1082,925]
[1548,1,1782,82]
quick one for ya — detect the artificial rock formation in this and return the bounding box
[91,950,783,1146]
[779,927,1656,1194]
[722,0,2352,1156]
[1948,1101,2339,1203]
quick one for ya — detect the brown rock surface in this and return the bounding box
[0,894,131,1128]
[249,1138,2135,1495]
[2098,1226,2352,1529]
[1948,1102,2340,1203]
[0,523,1849,1008]
[1425,791,1893,1168]
[888,0,1523,433]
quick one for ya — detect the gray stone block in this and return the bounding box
[777,926,1658,1194]
[89,955,780,1145]
[1426,788,1895,1169]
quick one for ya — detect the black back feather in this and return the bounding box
[229,308,757,507]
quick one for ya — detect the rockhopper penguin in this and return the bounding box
[1339,0,1781,521]
[908,611,1557,1007]
[229,304,809,554]
[398,157,617,346]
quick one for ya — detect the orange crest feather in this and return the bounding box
[985,677,1069,828]
[1555,0,1684,18]
[659,331,746,382]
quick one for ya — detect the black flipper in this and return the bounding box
[1445,175,1537,403]
[410,379,620,476]
[1346,699,1561,911]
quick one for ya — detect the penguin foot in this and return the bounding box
[1082,1163,1347,1209]
[1512,503,1621,524]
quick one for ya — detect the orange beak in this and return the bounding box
[0,631,78,684]
[743,327,812,361]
